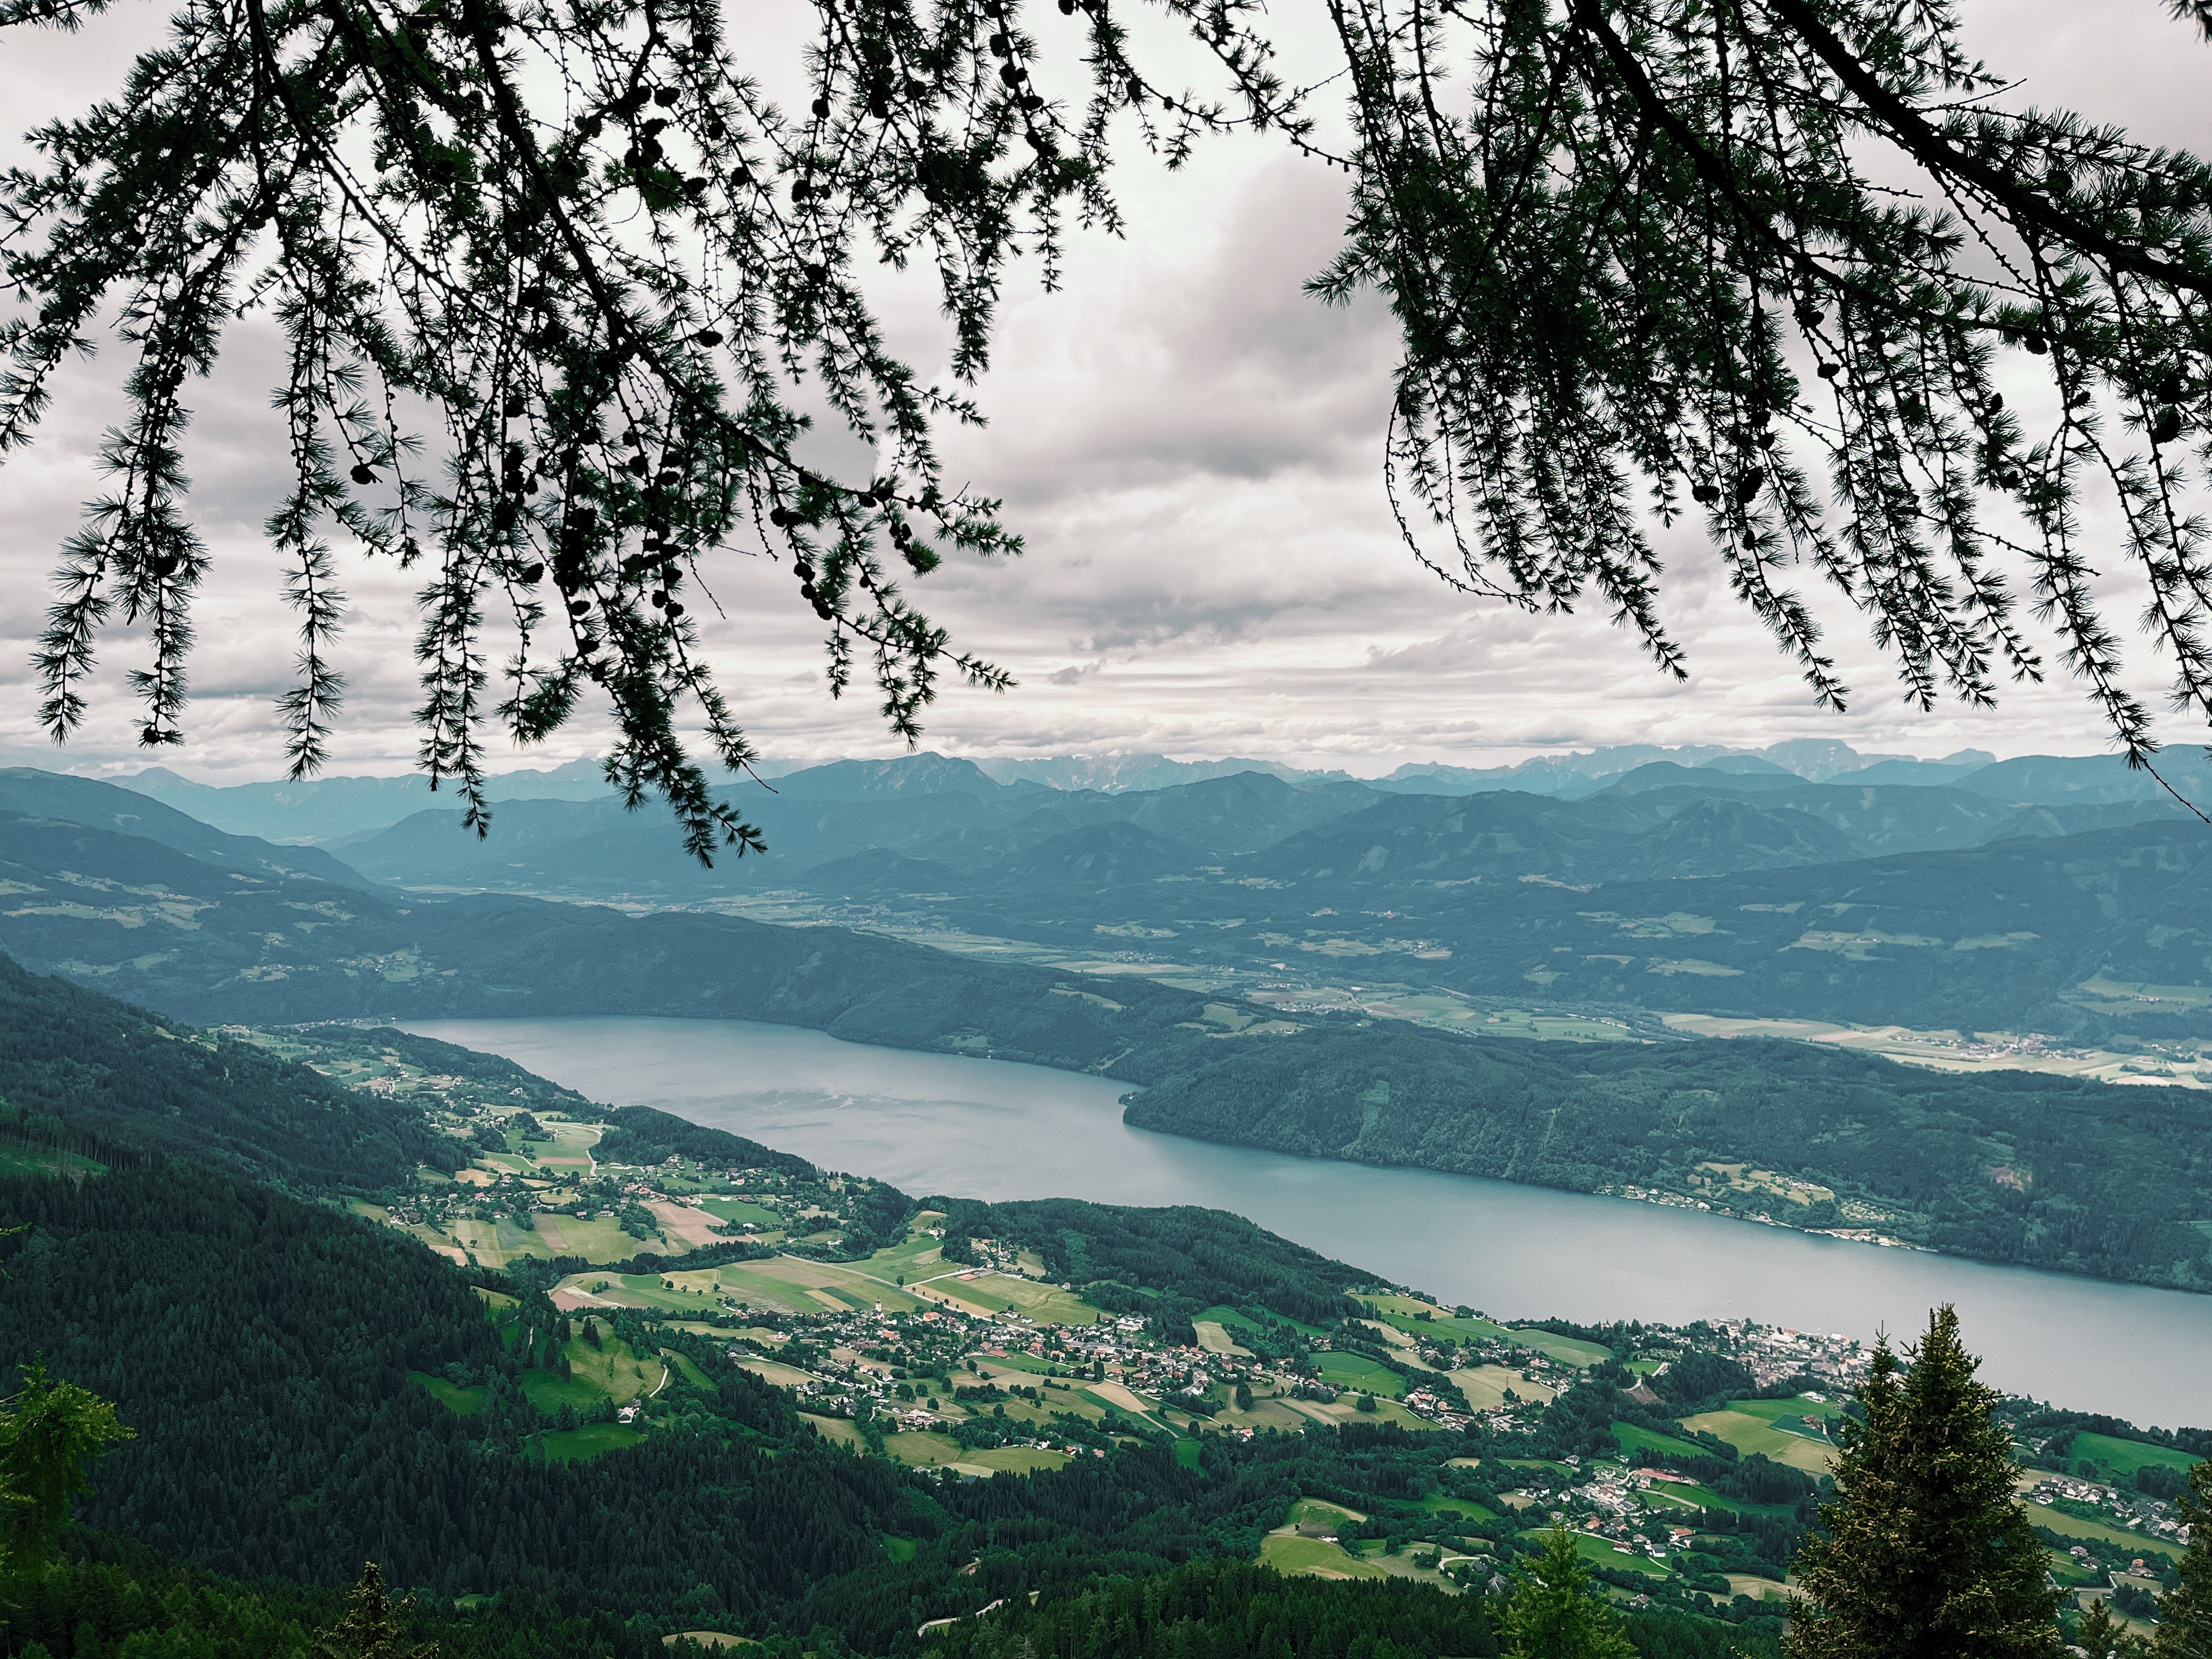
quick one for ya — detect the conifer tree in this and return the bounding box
[1500,1525,1635,1659]
[1788,1305,2063,1658]
[313,1561,439,1659]
[0,1360,132,1576]
[2075,1593,2143,1659]
[2154,1458,2212,1658]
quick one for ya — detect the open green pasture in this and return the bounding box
[1612,1421,1705,1459]
[1356,1296,1611,1365]
[2045,1549,2102,1587]
[662,1350,714,1390]
[1640,1479,1792,1517]
[878,1431,1070,1477]
[1260,1534,1389,1580]
[1681,1398,1842,1472]
[921,1269,1103,1326]
[850,1229,950,1283]
[1315,1352,1405,1399]
[978,1351,1056,1375]
[2024,1503,2182,1561]
[0,1143,105,1177]
[533,1215,647,1264]
[409,1371,487,1415]
[1359,1296,1517,1346]
[2068,1432,2203,1483]
[532,1425,644,1463]
[697,1196,782,1228]
[1413,1494,1500,1523]
[1195,1306,1265,1333]
[1452,1364,1554,1409]
[1725,1397,1845,1426]
[1573,1535,1669,1578]
[518,1333,665,1413]
[736,1358,820,1390]
[1286,1498,1368,1526]
[1200,1304,1325,1338]
[1509,1330,1613,1367]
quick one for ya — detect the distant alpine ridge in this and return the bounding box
[110,737,2166,847]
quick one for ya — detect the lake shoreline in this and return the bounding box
[400,1013,2212,1430]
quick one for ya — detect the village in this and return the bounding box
[259,1038,2191,1633]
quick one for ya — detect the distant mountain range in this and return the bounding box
[111,737,2196,848]
[32,746,2212,1043]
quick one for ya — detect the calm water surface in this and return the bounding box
[405,1014,2212,1429]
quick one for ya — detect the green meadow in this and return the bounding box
[1314,1352,1406,1399]
[1612,1421,1706,1459]
[1356,1295,1610,1365]
[532,1425,646,1463]
[2023,1502,2183,1562]
[408,1371,486,1415]
[1681,1397,1843,1472]
[2067,1432,2204,1483]
[1573,1535,1671,1578]
[1258,1536,1389,1580]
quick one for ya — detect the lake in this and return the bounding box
[405,1014,2212,1430]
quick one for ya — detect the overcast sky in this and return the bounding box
[2,1,2208,782]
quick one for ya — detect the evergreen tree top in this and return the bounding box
[1789,1305,2063,1659]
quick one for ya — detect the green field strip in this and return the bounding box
[2024,1503,2183,1561]
[1612,1421,1706,1459]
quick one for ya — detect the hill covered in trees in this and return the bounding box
[1123,1024,2212,1291]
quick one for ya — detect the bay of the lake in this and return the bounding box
[405,1014,2212,1430]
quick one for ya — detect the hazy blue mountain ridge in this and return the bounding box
[337,770,1387,893]
[0,767,383,891]
[1596,796,1861,879]
[853,810,2212,1041]
[119,757,617,841]
[14,763,2212,1042]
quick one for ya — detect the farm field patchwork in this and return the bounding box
[1681,1398,1844,1474]
[1451,1365,1555,1409]
[2023,1503,2184,1561]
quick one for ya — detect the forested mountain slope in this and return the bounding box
[0,767,383,890]
[0,1163,934,1620]
[885,814,2212,1043]
[0,811,1222,1076]
[1123,1025,2212,1289]
[0,949,462,1191]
